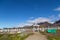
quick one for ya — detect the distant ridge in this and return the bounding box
[54,20,60,24]
[53,20,60,26]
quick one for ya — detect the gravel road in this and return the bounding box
[25,32,48,40]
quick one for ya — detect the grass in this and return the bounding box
[47,35,60,40]
[20,33,33,40]
[0,33,33,40]
[40,30,60,40]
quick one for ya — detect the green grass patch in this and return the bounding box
[40,30,60,40]
[20,33,34,40]
[0,33,33,40]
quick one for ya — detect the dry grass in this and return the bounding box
[40,30,60,40]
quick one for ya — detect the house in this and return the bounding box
[2,27,22,34]
[0,29,3,34]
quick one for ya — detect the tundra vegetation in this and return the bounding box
[0,33,33,40]
[40,30,60,40]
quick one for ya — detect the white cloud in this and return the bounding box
[27,17,51,24]
[50,22,54,24]
[18,17,51,27]
[29,17,34,19]
[58,14,60,18]
[18,14,60,27]
[49,15,57,22]
[18,23,33,27]
[54,7,60,11]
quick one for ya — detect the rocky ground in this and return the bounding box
[25,32,48,40]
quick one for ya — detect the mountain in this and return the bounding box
[54,20,60,24]
[23,20,60,28]
[53,20,60,26]
[37,22,52,27]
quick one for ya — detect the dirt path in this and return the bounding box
[25,32,48,40]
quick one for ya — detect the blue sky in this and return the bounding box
[0,0,60,28]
